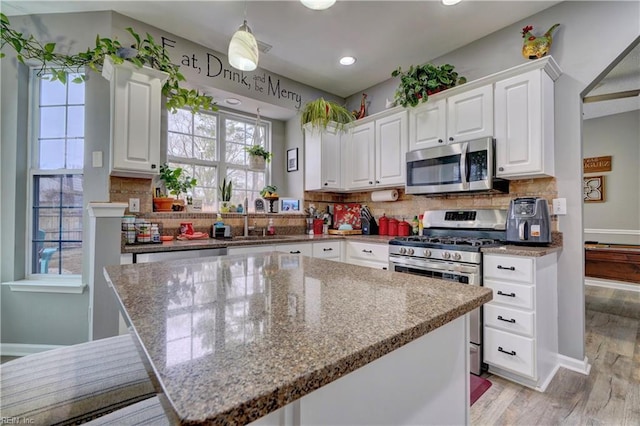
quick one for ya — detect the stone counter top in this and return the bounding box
[122,233,393,254]
[104,253,492,425]
[482,244,562,257]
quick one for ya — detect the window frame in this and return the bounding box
[26,69,84,280]
[166,108,271,212]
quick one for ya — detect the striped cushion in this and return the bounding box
[0,334,156,425]
[84,396,170,425]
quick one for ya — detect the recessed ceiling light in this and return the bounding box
[300,0,336,10]
[225,98,241,105]
[442,0,462,5]
[339,56,356,66]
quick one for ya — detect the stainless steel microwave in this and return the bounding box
[405,137,508,195]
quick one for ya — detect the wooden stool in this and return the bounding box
[0,334,156,425]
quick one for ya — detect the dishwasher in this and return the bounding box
[133,247,228,263]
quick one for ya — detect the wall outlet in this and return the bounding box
[552,198,567,215]
[129,198,140,213]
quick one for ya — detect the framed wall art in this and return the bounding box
[583,175,605,202]
[287,148,298,172]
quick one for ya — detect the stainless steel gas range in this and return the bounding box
[389,209,507,375]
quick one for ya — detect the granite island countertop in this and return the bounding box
[104,252,492,425]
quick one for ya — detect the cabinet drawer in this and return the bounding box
[345,241,389,263]
[484,279,534,310]
[484,328,535,378]
[275,243,312,257]
[312,241,342,259]
[484,303,535,337]
[484,255,534,283]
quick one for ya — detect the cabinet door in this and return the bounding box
[304,126,342,191]
[312,241,342,260]
[408,98,446,150]
[494,70,552,179]
[275,243,313,257]
[108,62,165,176]
[345,122,375,189]
[446,84,493,144]
[376,111,408,187]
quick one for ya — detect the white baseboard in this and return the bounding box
[585,278,640,293]
[558,354,591,375]
[1,343,65,357]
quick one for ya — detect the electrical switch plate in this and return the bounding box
[552,198,567,215]
[92,151,103,168]
[129,198,140,213]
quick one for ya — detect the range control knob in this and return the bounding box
[442,252,451,260]
[407,248,415,255]
[399,247,406,254]
[452,253,462,261]
[423,249,432,257]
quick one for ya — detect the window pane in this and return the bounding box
[45,242,83,275]
[168,133,193,158]
[40,79,66,105]
[39,106,66,138]
[67,138,84,169]
[62,209,83,240]
[61,175,84,207]
[227,169,247,190]
[67,106,84,137]
[168,109,192,133]
[194,113,216,137]
[36,175,61,206]
[36,210,61,240]
[194,137,216,161]
[39,139,66,169]
[226,142,246,165]
[67,77,85,104]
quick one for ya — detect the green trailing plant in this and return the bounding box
[219,178,233,202]
[244,145,272,162]
[0,13,216,114]
[391,63,467,108]
[159,163,197,198]
[300,97,354,132]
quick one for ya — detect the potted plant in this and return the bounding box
[391,63,467,108]
[300,97,354,132]
[155,163,197,211]
[244,145,272,171]
[219,178,233,213]
[0,13,216,114]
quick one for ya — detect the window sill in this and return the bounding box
[1,278,86,294]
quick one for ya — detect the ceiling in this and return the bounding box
[4,1,636,120]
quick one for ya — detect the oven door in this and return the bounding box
[389,254,482,345]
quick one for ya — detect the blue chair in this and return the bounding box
[37,229,57,273]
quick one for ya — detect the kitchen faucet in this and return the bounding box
[243,198,249,237]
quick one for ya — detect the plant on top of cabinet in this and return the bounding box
[0,13,216,114]
[300,97,354,132]
[391,63,466,108]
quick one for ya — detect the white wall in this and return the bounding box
[583,110,640,244]
[345,1,640,362]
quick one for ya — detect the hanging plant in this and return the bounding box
[300,97,354,132]
[391,63,467,108]
[0,13,216,114]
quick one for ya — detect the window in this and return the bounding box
[167,109,269,212]
[30,73,84,276]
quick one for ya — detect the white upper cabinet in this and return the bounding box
[345,121,375,189]
[375,110,408,187]
[304,125,342,191]
[409,85,493,150]
[102,57,168,177]
[494,68,555,179]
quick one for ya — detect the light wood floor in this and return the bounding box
[471,285,640,425]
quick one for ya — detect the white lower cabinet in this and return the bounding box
[482,252,558,391]
[275,243,313,257]
[312,241,342,261]
[345,241,389,270]
[228,245,275,255]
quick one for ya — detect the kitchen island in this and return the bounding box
[104,252,492,425]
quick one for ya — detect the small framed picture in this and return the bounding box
[287,148,298,172]
[280,198,300,213]
[584,175,605,202]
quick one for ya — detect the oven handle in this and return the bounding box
[389,255,479,274]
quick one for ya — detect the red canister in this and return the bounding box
[313,218,324,235]
[378,214,389,236]
[398,220,411,236]
[388,218,399,236]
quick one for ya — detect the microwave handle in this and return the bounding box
[460,142,469,189]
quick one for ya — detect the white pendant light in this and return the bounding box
[228,20,259,71]
[300,0,336,10]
